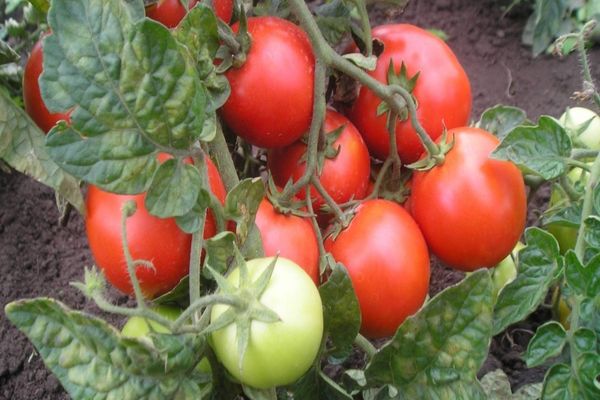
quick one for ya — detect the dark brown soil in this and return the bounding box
[1,0,599,399]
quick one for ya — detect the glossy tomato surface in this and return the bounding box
[268,110,371,211]
[410,127,527,271]
[86,157,226,298]
[146,0,233,28]
[348,24,471,163]
[255,198,319,283]
[211,257,323,389]
[220,17,315,148]
[324,199,430,338]
[23,37,71,133]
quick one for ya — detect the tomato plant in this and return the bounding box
[411,127,527,271]
[255,198,320,283]
[146,0,233,28]
[220,16,315,148]
[348,24,471,164]
[23,37,71,133]
[268,109,370,212]
[210,257,323,389]
[325,199,430,338]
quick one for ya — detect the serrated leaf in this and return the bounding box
[477,105,528,141]
[42,0,211,194]
[493,227,561,334]
[365,270,493,399]
[319,261,361,359]
[174,187,211,233]
[0,90,84,213]
[174,4,219,63]
[289,367,353,400]
[524,321,567,368]
[543,200,582,227]
[0,39,19,64]
[531,0,568,56]
[492,116,571,180]
[145,159,201,218]
[204,231,236,277]
[224,178,264,244]
[5,298,206,399]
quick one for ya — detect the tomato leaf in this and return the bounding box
[542,354,600,400]
[224,178,264,244]
[319,259,361,360]
[565,251,600,297]
[315,0,352,47]
[493,228,562,334]
[42,0,212,194]
[480,369,542,399]
[583,215,600,249]
[243,386,277,400]
[541,363,577,400]
[572,328,597,353]
[5,298,207,399]
[0,39,18,65]
[476,105,528,141]
[289,366,353,399]
[0,90,84,214]
[524,321,567,368]
[492,116,572,180]
[529,0,568,57]
[364,270,493,399]
[204,231,236,277]
[174,187,211,234]
[580,297,600,345]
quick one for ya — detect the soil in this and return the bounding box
[1,0,599,399]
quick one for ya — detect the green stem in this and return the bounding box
[172,293,243,332]
[120,201,147,308]
[354,333,377,359]
[571,149,599,160]
[91,294,173,328]
[560,174,581,202]
[190,155,208,317]
[574,154,600,258]
[311,175,348,225]
[354,0,372,57]
[386,111,403,170]
[576,23,600,109]
[306,189,326,279]
[209,192,226,232]
[208,121,240,191]
[566,158,592,172]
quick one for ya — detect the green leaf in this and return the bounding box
[580,297,600,345]
[5,298,206,399]
[493,228,561,334]
[145,159,201,218]
[0,90,84,213]
[572,328,597,353]
[584,215,600,249]
[152,276,190,307]
[573,352,600,398]
[315,0,352,47]
[565,251,600,297]
[42,0,211,194]
[524,321,567,367]
[174,187,211,233]
[531,0,568,56]
[0,39,19,64]
[477,105,528,141]
[542,364,576,400]
[289,367,353,400]
[492,116,572,180]
[343,53,377,71]
[224,178,264,244]
[365,270,493,399]
[204,231,236,277]
[243,385,276,399]
[28,0,50,15]
[319,261,361,359]
[480,368,543,399]
[174,5,219,63]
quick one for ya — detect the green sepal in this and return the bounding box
[406,129,454,171]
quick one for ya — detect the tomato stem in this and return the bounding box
[354,333,377,359]
[306,192,327,279]
[574,153,600,257]
[310,175,349,226]
[91,293,174,327]
[353,0,373,57]
[571,148,599,160]
[386,111,403,171]
[559,174,581,202]
[189,155,209,316]
[575,21,600,109]
[120,201,148,308]
[209,121,240,191]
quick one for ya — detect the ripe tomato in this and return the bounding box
[23,37,71,133]
[410,127,527,271]
[255,198,319,283]
[220,17,315,148]
[210,257,323,389]
[146,0,233,28]
[324,199,430,338]
[268,109,371,212]
[348,24,471,164]
[85,157,226,298]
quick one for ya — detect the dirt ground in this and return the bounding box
[1,0,599,398]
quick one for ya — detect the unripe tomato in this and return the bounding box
[411,127,527,271]
[210,257,323,389]
[85,157,226,298]
[268,109,371,212]
[348,24,471,164]
[23,37,71,133]
[220,17,315,148]
[559,107,600,150]
[325,199,430,338]
[492,241,525,295]
[146,0,233,28]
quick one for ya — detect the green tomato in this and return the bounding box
[121,304,181,337]
[210,257,323,389]
[559,107,600,150]
[493,241,525,295]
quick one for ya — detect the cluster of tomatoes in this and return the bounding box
[23,0,528,390]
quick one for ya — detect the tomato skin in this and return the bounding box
[410,127,527,271]
[268,110,371,211]
[210,257,323,389]
[324,199,430,338]
[146,0,233,28]
[255,198,319,283]
[348,24,471,164]
[122,305,181,337]
[23,37,71,133]
[85,157,226,298]
[220,17,315,148]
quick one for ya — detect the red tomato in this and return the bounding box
[324,199,430,338]
[85,156,226,298]
[220,17,315,148]
[146,0,233,28]
[348,24,471,164]
[410,127,526,271]
[268,110,371,212]
[23,37,71,133]
[255,198,319,283]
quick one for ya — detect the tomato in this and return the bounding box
[210,257,323,389]
[255,198,320,283]
[559,107,600,150]
[324,199,430,338]
[348,24,471,164]
[410,127,527,271]
[492,241,525,295]
[268,109,371,212]
[85,156,226,298]
[23,37,71,133]
[146,0,233,28]
[122,305,181,337]
[220,17,315,148]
